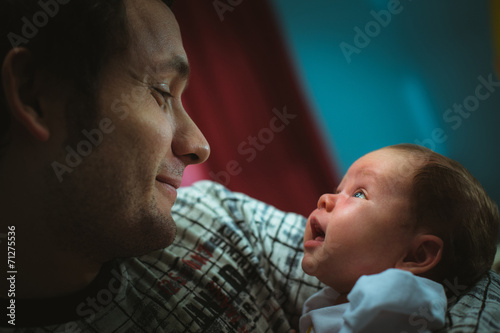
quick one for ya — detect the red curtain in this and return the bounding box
[173,0,339,217]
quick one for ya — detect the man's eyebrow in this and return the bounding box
[158,56,190,78]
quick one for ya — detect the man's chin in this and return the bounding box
[142,218,177,253]
[113,211,177,259]
[116,232,177,259]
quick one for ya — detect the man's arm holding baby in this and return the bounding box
[171,180,324,329]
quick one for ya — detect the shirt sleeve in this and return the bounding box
[174,180,323,328]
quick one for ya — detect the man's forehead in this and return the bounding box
[124,0,187,70]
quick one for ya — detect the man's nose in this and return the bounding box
[172,110,210,166]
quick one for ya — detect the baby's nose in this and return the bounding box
[317,193,336,212]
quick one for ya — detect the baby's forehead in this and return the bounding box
[341,167,410,193]
[344,149,421,192]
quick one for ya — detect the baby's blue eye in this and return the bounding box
[354,191,366,199]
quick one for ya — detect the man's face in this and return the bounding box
[46,0,209,260]
[301,149,416,293]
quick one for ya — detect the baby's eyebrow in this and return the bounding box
[360,169,377,178]
[354,169,382,187]
[359,168,397,193]
[336,168,392,194]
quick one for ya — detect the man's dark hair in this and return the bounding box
[0,0,173,154]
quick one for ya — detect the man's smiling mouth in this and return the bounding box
[155,175,181,202]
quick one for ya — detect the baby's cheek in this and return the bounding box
[303,222,312,240]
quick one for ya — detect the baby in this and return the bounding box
[300,144,499,333]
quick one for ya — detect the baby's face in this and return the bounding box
[302,148,418,293]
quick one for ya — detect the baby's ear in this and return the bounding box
[396,234,443,275]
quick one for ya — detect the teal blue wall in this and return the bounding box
[272,0,500,211]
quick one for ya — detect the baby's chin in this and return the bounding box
[301,254,322,278]
[301,258,358,294]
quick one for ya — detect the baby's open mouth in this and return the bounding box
[311,219,325,242]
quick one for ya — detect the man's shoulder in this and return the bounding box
[174,180,255,214]
[176,180,268,207]
[177,180,237,200]
[440,270,500,332]
[174,180,305,226]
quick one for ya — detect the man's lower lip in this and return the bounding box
[156,180,178,199]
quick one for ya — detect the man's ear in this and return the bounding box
[396,234,443,275]
[2,47,50,142]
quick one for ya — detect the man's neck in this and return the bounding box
[1,161,102,300]
[0,218,102,299]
